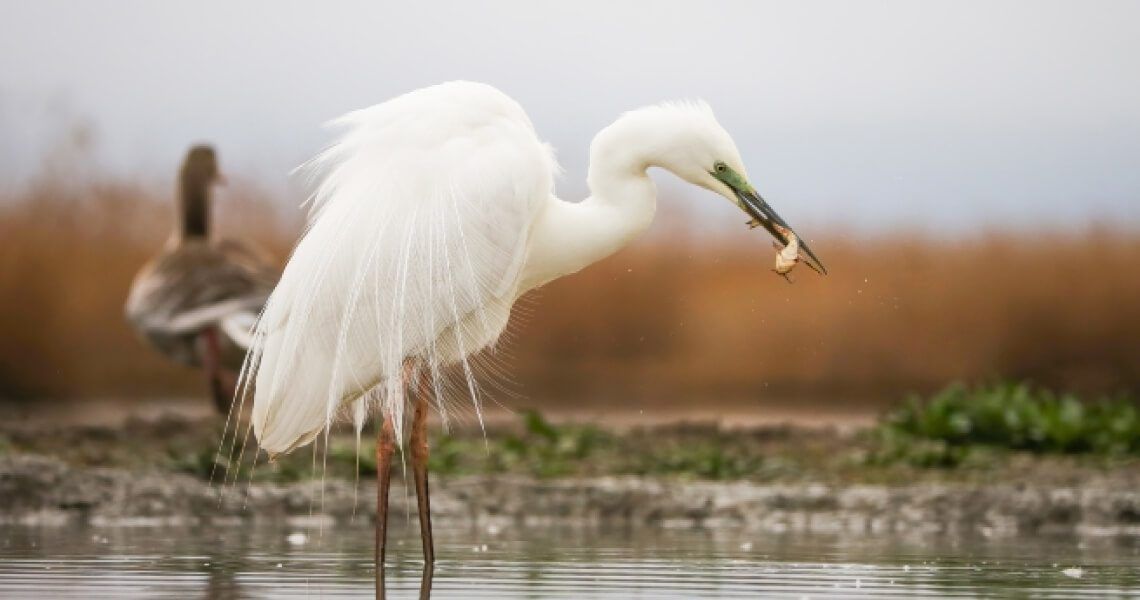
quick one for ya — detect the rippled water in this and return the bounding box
[1,522,1138,598]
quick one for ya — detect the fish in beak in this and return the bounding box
[735,187,827,276]
[710,163,826,277]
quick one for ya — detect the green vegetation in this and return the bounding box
[426,410,779,479]
[867,381,1139,467]
[4,382,1137,484]
[156,410,778,482]
[429,411,611,477]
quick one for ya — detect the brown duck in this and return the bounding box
[125,145,276,413]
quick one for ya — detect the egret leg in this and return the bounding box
[411,369,436,569]
[199,327,229,414]
[375,414,396,600]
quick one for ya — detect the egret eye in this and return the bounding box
[714,162,727,174]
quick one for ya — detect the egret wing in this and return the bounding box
[246,82,556,455]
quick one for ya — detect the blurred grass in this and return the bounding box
[0,141,295,398]
[1,135,1139,404]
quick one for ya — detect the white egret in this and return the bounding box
[239,81,824,596]
[126,145,276,412]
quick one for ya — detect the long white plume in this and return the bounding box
[241,81,557,456]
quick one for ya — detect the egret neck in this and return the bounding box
[523,113,673,290]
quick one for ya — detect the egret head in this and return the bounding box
[644,103,827,274]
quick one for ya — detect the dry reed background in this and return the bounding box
[1,142,1138,409]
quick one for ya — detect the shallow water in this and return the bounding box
[1,522,1138,598]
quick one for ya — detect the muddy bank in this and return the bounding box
[3,454,1138,537]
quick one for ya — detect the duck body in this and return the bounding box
[126,237,274,369]
[125,145,276,411]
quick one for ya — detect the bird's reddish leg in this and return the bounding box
[375,413,396,600]
[198,327,230,413]
[411,368,435,569]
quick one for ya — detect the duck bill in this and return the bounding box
[736,189,827,275]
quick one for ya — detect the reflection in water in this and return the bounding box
[418,562,433,600]
[1,522,1138,598]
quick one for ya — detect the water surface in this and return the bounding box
[1,523,1137,598]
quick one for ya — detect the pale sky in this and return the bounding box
[1,0,1138,232]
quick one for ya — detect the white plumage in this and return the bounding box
[244,80,822,458]
[247,82,554,453]
[241,82,825,588]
